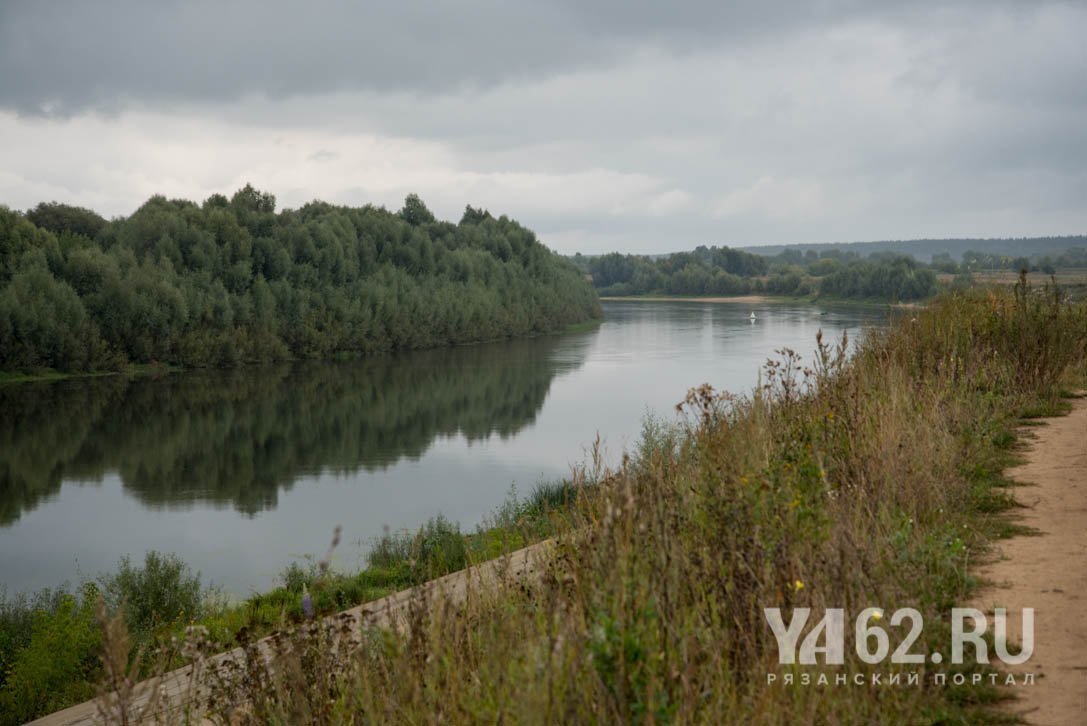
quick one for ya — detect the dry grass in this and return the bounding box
[99,279,1087,724]
[939,268,1087,303]
[936,269,1087,286]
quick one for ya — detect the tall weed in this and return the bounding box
[94,283,1087,723]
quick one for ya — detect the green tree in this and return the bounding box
[24,202,106,240]
[0,187,601,373]
[398,194,436,226]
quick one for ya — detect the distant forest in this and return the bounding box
[573,239,1087,301]
[739,235,1087,262]
[0,188,601,373]
[572,246,940,301]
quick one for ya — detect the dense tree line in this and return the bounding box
[818,256,937,300]
[573,245,770,297]
[0,188,601,372]
[572,245,937,301]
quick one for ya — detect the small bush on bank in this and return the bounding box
[279,561,315,594]
[368,514,468,583]
[0,585,71,691]
[99,551,205,638]
[0,583,100,724]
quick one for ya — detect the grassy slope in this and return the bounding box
[0,484,576,723]
[138,280,1082,723]
[218,282,1069,721]
[10,281,1087,723]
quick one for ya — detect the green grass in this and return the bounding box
[112,279,1078,724]
[8,279,1087,724]
[0,481,587,723]
[1019,399,1073,419]
[156,495,577,664]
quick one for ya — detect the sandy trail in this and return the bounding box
[975,396,1087,725]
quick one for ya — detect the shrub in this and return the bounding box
[99,551,205,636]
[0,584,100,723]
[366,530,415,571]
[414,515,468,579]
[280,561,317,594]
[0,586,72,691]
[368,514,467,583]
[525,480,579,515]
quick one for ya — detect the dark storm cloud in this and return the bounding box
[0,0,1083,251]
[0,0,1017,114]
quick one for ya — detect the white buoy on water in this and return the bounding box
[749,311,757,323]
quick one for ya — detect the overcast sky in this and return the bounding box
[1,1,1084,254]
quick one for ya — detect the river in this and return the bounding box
[0,300,888,597]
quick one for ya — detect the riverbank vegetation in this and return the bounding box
[162,278,1082,723]
[6,278,1087,723]
[0,190,600,374]
[0,482,579,723]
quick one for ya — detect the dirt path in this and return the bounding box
[976,396,1087,725]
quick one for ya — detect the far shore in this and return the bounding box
[600,294,774,304]
[0,363,180,387]
[600,294,926,309]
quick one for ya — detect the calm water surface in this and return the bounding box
[0,301,887,596]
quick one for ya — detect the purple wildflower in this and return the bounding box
[301,586,313,619]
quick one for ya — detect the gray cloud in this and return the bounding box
[0,0,1021,115]
[0,0,1084,253]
